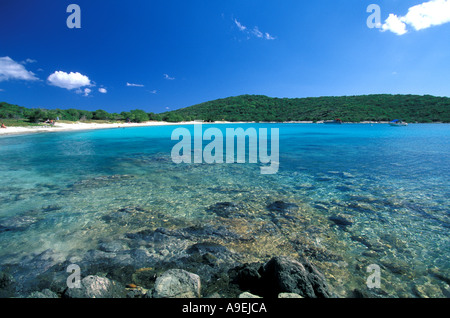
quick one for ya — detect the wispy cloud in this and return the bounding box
[0,56,39,82]
[127,82,144,87]
[21,58,37,65]
[234,18,247,31]
[163,73,175,80]
[264,32,276,40]
[148,89,157,94]
[233,18,276,40]
[382,0,450,35]
[48,71,91,90]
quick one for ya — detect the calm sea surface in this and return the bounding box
[0,123,449,297]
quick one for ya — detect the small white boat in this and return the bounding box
[389,119,408,126]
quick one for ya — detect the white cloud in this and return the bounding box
[127,82,144,87]
[403,0,450,30]
[0,56,39,82]
[163,73,175,80]
[233,18,276,40]
[48,71,91,90]
[382,14,408,35]
[98,87,107,93]
[148,89,157,94]
[382,0,450,35]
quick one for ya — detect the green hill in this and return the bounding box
[162,94,450,123]
[2,94,450,125]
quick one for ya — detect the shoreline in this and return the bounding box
[0,120,445,137]
[0,121,199,137]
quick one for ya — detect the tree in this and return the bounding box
[25,109,45,123]
[130,109,149,123]
[148,112,162,121]
[163,113,184,123]
[93,109,111,120]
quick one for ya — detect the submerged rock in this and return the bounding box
[0,216,39,232]
[207,202,246,218]
[329,214,353,227]
[151,269,201,298]
[267,201,300,225]
[267,201,299,215]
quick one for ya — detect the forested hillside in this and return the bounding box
[162,94,450,123]
[1,94,449,125]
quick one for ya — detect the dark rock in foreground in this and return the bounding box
[262,256,332,298]
[230,256,333,298]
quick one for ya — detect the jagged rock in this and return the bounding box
[230,256,333,298]
[151,269,201,298]
[261,256,332,298]
[229,263,263,293]
[63,275,126,298]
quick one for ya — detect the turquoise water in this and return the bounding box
[0,123,449,297]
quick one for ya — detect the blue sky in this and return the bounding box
[1,0,450,113]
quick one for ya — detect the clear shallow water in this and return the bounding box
[0,123,449,297]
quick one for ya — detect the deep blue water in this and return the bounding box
[0,123,449,297]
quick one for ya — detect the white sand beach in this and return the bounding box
[0,121,201,136]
